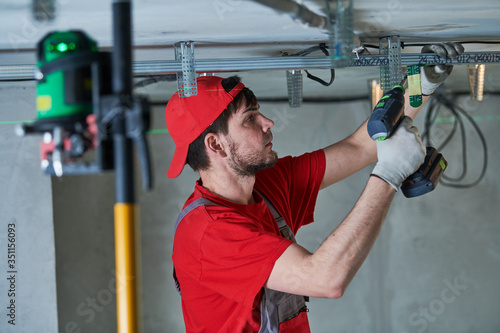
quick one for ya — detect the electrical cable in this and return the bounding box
[438,104,468,182]
[134,74,176,88]
[425,92,479,187]
[422,97,465,181]
[445,103,489,188]
[283,43,335,87]
[422,90,488,188]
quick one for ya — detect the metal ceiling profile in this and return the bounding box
[3,52,500,81]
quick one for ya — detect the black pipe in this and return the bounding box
[112,0,134,203]
[113,115,134,203]
[112,0,132,95]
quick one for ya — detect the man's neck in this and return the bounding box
[199,169,256,205]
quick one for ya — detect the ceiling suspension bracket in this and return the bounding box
[379,36,403,92]
[174,41,197,97]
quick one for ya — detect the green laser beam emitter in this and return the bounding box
[35,30,97,120]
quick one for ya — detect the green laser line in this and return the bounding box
[0,120,170,135]
[4,117,499,132]
[432,115,500,123]
[0,120,35,125]
[147,129,169,134]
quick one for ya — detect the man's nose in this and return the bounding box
[261,114,274,132]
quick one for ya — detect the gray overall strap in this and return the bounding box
[255,189,308,333]
[173,198,219,294]
[255,189,296,242]
[174,198,217,234]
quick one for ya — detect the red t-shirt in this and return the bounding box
[172,150,326,332]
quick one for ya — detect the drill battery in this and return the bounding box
[401,147,447,198]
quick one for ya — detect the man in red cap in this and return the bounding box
[166,43,463,332]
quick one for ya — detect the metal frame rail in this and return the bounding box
[2,52,500,81]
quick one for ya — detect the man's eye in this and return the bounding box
[246,116,254,122]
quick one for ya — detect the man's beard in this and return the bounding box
[228,140,278,177]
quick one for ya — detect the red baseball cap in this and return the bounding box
[165,76,245,178]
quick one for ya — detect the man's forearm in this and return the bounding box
[312,175,395,297]
[320,93,429,190]
[405,94,430,119]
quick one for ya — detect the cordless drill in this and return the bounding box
[367,80,447,198]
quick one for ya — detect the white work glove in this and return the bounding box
[372,117,426,191]
[420,42,465,95]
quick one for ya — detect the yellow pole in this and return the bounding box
[114,203,139,333]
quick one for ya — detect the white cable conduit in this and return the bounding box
[252,0,328,30]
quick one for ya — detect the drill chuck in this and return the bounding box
[367,85,405,141]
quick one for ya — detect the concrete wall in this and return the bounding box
[52,173,116,333]
[1,79,499,332]
[0,81,58,333]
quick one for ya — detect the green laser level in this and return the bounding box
[18,29,151,187]
[18,30,114,176]
[36,30,98,120]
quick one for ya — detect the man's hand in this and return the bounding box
[420,42,465,95]
[371,117,426,190]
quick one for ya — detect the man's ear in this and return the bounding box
[205,133,227,157]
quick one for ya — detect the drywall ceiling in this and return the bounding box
[1,0,499,100]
